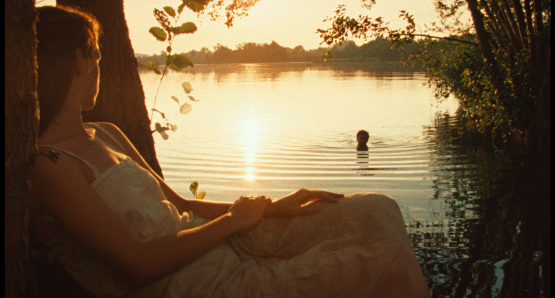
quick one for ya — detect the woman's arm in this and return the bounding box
[32,152,269,284]
[97,122,233,219]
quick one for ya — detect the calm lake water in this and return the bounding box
[139,62,549,297]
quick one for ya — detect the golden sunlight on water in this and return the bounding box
[245,167,256,182]
[141,63,459,222]
[240,117,262,181]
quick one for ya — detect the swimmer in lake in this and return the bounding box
[356,130,369,151]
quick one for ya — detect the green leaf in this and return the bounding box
[149,27,167,41]
[154,123,169,140]
[180,102,192,114]
[182,82,193,94]
[163,6,176,17]
[167,54,194,71]
[188,95,198,101]
[182,0,206,13]
[177,3,186,14]
[196,191,206,200]
[155,122,167,131]
[171,96,180,104]
[172,22,197,35]
[146,61,161,75]
[189,181,198,196]
[152,108,166,119]
[158,130,169,140]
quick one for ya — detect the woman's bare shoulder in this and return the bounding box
[90,121,124,135]
[34,147,83,177]
[89,122,131,147]
[32,149,92,207]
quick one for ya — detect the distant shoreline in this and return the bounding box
[137,59,423,73]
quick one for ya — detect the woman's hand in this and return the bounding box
[264,188,344,218]
[228,196,272,231]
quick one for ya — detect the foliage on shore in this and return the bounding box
[135,38,424,69]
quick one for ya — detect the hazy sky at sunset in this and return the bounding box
[37,0,469,55]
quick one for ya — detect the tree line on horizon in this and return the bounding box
[135,37,425,66]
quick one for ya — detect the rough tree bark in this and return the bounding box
[57,0,164,177]
[5,0,39,297]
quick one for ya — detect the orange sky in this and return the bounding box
[37,0,469,55]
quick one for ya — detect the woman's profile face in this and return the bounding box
[81,45,101,110]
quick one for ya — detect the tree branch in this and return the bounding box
[481,0,503,51]
[502,1,525,50]
[465,0,502,92]
[511,0,529,50]
[494,1,521,52]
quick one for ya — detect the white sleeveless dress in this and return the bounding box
[39,122,430,298]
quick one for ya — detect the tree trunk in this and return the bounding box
[57,0,164,177]
[465,0,502,92]
[527,46,551,164]
[5,0,39,297]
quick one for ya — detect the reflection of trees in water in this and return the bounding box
[413,113,549,297]
[143,62,419,83]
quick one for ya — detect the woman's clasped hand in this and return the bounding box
[227,195,271,231]
[227,189,344,231]
[264,188,344,217]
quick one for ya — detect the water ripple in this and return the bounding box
[155,135,453,201]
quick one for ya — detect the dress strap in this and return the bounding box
[85,122,127,152]
[37,145,101,178]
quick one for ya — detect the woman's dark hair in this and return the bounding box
[36,6,102,136]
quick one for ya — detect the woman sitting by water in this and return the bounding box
[31,5,429,298]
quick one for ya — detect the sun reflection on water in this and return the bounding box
[241,118,261,181]
[245,167,256,182]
